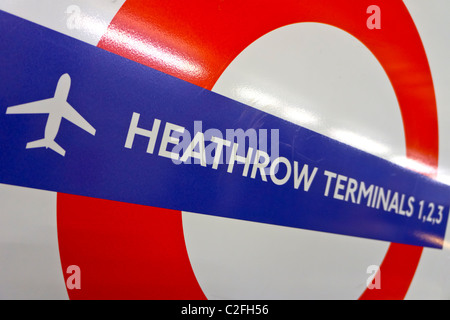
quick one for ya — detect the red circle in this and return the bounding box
[57,0,437,299]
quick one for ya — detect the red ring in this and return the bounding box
[58,0,437,299]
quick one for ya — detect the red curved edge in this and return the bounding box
[57,193,206,300]
[359,244,424,300]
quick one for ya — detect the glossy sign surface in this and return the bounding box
[1,0,449,300]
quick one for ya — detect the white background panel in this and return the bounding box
[0,0,125,46]
[0,184,65,299]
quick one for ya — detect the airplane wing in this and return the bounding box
[6,98,53,114]
[62,102,96,136]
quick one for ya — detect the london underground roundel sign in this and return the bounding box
[55,0,437,300]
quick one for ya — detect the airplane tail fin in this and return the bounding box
[26,138,47,149]
[26,139,66,156]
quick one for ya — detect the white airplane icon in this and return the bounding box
[6,73,96,156]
